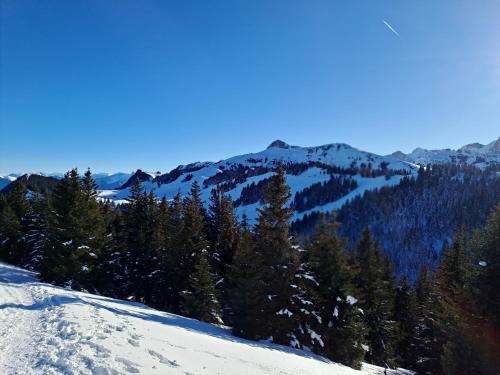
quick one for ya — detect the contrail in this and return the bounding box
[383,20,400,37]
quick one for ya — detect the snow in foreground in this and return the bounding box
[0,263,412,375]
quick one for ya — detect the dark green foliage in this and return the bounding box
[226,216,264,339]
[393,277,418,368]
[303,218,367,369]
[434,222,500,375]
[467,205,500,373]
[182,250,221,323]
[353,228,397,367]
[207,186,238,284]
[163,192,185,312]
[0,174,59,196]
[412,266,445,375]
[178,181,209,298]
[39,169,106,290]
[253,165,299,345]
[0,182,31,265]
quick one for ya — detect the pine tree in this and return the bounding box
[394,276,418,368]
[467,205,500,374]
[303,218,367,369]
[353,228,397,367]
[0,202,22,263]
[24,193,50,271]
[0,181,31,265]
[178,182,209,307]
[226,215,264,339]
[182,250,221,323]
[39,169,106,290]
[163,192,185,312]
[413,266,444,375]
[207,186,238,283]
[92,199,122,297]
[436,229,486,375]
[120,178,161,304]
[253,165,299,345]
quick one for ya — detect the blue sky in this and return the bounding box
[1,0,499,174]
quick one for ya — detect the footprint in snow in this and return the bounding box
[147,349,179,367]
[115,357,140,373]
[127,338,140,347]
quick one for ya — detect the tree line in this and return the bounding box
[0,166,498,374]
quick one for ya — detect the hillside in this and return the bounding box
[0,262,412,375]
[0,174,60,196]
[97,140,416,220]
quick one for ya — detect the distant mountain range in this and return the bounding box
[2,137,498,279]
[387,137,500,167]
[2,138,498,221]
[0,172,133,192]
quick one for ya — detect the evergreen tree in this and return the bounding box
[226,215,264,339]
[39,169,105,289]
[304,218,367,368]
[182,250,221,323]
[394,276,418,368]
[353,228,397,367]
[163,192,185,312]
[436,229,487,375]
[253,165,299,345]
[119,178,161,303]
[412,266,445,375]
[177,182,209,308]
[467,205,500,374]
[207,186,238,283]
[0,181,30,265]
[23,193,51,271]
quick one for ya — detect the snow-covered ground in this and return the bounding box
[0,263,413,375]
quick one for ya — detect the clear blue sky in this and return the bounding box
[1,0,499,174]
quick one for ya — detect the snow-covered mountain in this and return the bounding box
[0,262,412,375]
[98,140,417,221]
[92,172,133,190]
[0,172,133,191]
[388,137,500,168]
[0,174,18,191]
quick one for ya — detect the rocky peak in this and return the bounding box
[267,140,290,149]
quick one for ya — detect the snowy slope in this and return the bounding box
[92,173,133,190]
[0,175,17,191]
[0,263,412,375]
[97,140,417,221]
[388,137,500,168]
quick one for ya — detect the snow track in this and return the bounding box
[0,263,412,375]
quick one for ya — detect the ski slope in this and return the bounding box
[0,263,413,375]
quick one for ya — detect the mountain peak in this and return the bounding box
[267,140,290,149]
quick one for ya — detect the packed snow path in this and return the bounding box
[0,263,412,375]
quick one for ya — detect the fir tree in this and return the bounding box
[467,205,500,374]
[303,218,367,368]
[163,192,185,312]
[253,165,299,345]
[226,215,264,339]
[393,276,418,368]
[207,186,238,283]
[0,181,30,265]
[120,178,161,303]
[353,228,397,368]
[412,266,445,375]
[436,229,487,375]
[177,182,209,309]
[182,250,221,323]
[37,169,106,290]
